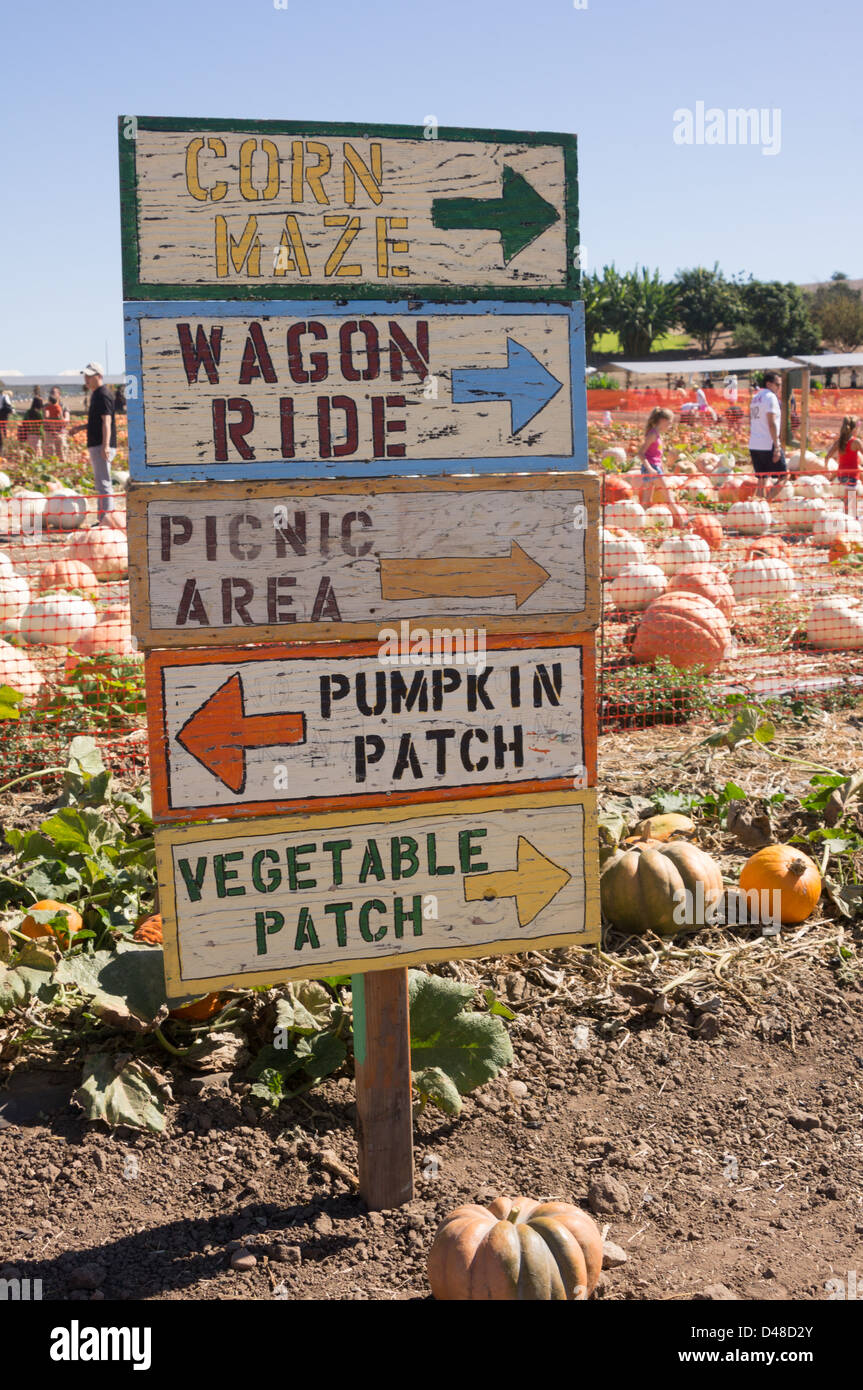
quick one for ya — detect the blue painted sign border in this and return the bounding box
[124,299,587,482]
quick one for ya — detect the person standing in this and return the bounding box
[749,372,786,499]
[82,362,115,522]
[0,391,13,458]
[44,387,70,464]
[826,416,862,518]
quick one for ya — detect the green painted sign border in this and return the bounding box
[118,115,579,303]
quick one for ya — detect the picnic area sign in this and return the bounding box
[124,300,587,481]
[119,118,579,301]
[144,634,597,821]
[127,473,600,647]
[156,790,600,994]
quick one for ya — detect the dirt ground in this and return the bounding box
[1,716,862,1303]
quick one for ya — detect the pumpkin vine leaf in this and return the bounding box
[73,1054,172,1133]
[407,970,514,1116]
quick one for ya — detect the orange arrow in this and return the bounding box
[379,542,550,609]
[175,673,306,795]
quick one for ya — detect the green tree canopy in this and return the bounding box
[603,266,679,358]
[809,279,863,351]
[673,264,741,353]
[733,280,820,357]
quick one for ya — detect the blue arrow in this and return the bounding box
[451,338,563,436]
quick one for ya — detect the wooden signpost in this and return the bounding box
[121,115,595,1211]
[127,473,600,647]
[144,634,597,821]
[124,301,587,481]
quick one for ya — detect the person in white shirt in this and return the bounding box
[694,384,718,422]
[749,372,786,498]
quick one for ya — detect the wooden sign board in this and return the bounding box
[156,789,600,993]
[128,473,600,648]
[145,633,596,822]
[120,118,578,301]
[124,300,585,482]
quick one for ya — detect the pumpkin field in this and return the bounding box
[0,417,861,1303]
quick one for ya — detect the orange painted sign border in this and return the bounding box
[145,631,596,823]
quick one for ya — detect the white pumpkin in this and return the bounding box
[0,638,44,702]
[0,472,11,491]
[0,572,31,623]
[773,496,827,530]
[64,526,129,580]
[794,475,829,498]
[43,490,88,531]
[609,562,667,612]
[807,596,863,650]
[2,491,46,534]
[600,527,647,579]
[788,450,824,474]
[730,558,797,602]
[600,446,627,467]
[19,593,97,646]
[727,499,772,535]
[645,505,674,529]
[712,454,736,474]
[811,512,863,547]
[605,499,647,530]
[771,479,795,502]
[658,533,711,575]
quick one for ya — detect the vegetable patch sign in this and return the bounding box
[156,791,600,993]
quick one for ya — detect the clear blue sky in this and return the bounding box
[1,0,859,373]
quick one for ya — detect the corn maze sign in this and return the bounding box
[119,118,579,301]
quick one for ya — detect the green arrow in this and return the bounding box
[431,166,560,265]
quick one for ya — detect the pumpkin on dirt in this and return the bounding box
[667,564,735,622]
[745,536,790,564]
[828,533,863,564]
[37,558,99,595]
[601,473,634,505]
[427,1196,602,1301]
[690,513,723,552]
[739,846,821,924]
[631,812,695,842]
[631,591,731,673]
[20,898,84,943]
[601,840,724,936]
[132,912,163,945]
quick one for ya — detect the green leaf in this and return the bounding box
[66,736,105,779]
[301,1031,347,1082]
[0,685,24,720]
[55,943,168,1022]
[0,963,31,1015]
[753,721,776,745]
[250,1068,286,1107]
[408,970,475,1035]
[413,1065,462,1117]
[274,979,334,1035]
[73,1054,169,1132]
[483,988,516,1021]
[724,781,747,800]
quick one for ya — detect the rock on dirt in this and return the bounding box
[588,1176,632,1217]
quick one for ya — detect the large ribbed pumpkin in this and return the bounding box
[601,841,724,936]
[739,846,821,924]
[428,1197,602,1301]
[631,591,731,672]
[668,564,735,621]
[690,513,723,552]
[37,558,99,595]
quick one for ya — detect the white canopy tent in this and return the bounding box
[794,352,863,381]
[613,355,798,377]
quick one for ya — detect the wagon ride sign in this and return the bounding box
[121,115,594,1208]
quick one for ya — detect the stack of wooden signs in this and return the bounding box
[121,117,600,1204]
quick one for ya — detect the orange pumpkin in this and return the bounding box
[632,591,731,672]
[829,534,863,564]
[739,845,821,924]
[745,536,790,564]
[601,473,634,505]
[37,558,99,594]
[668,564,735,621]
[690,513,723,552]
[133,912,163,945]
[20,898,84,944]
[428,1197,602,1301]
[168,993,224,1022]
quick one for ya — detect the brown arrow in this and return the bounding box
[379,542,550,609]
[175,672,306,795]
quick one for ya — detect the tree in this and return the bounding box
[603,266,679,358]
[673,264,741,353]
[810,279,863,351]
[733,280,819,356]
[581,271,612,363]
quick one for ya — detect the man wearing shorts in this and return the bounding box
[749,372,786,499]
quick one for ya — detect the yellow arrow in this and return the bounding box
[464,836,572,927]
[379,542,550,609]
